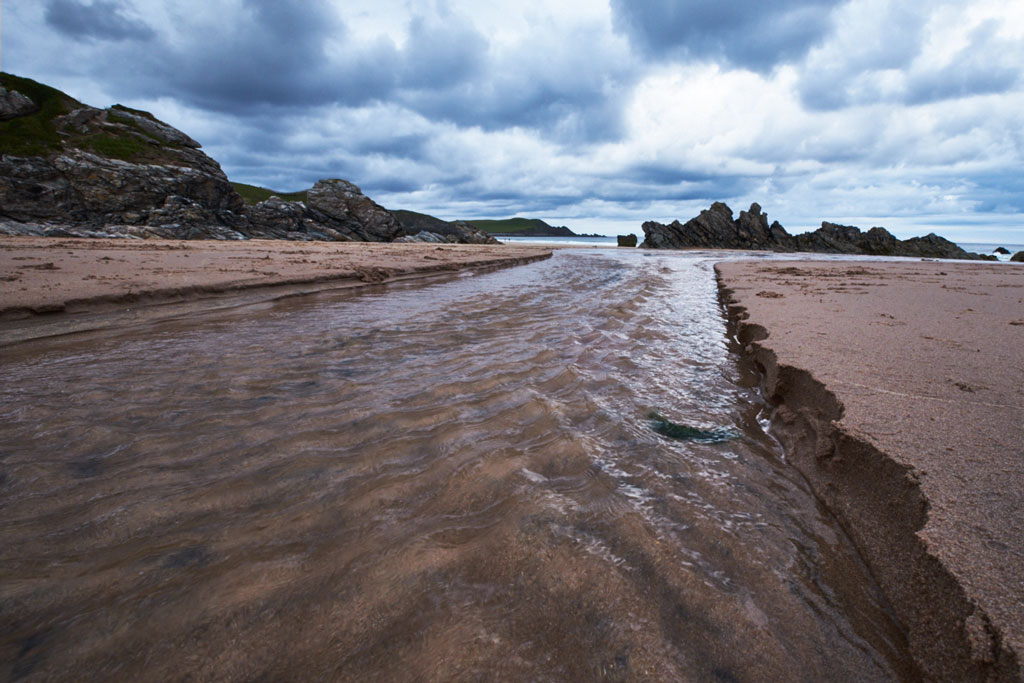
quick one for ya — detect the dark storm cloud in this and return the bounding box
[68,0,621,141]
[398,24,636,143]
[148,0,383,112]
[962,171,1024,213]
[593,172,757,204]
[45,0,155,41]
[400,15,487,89]
[367,177,424,194]
[609,0,842,71]
[621,165,732,186]
[404,81,625,143]
[349,134,433,159]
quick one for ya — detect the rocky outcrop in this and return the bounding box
[617,234,637,247]
[1,146,244,219]
[394,231,449,243]
[393,209,500,244]
[241,179,403,242]
[0,73,469,245]
[641,202,997,260]
[640,202,793,251]
[0,86,38,120]
[1012,252,1024,263]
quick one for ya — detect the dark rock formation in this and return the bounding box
[994,247,1011,255]
[394,231,449,243]
[392,210,499,244]
[617,234,637,247]
[1011,251,1024,262]
[0,73,471,245]
[639,202,794,251]
[641,202,997,260]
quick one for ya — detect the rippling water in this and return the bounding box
[0,249,916,681]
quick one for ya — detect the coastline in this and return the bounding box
[0,237,551,345]
[716,260,1024,682]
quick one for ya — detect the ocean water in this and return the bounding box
[503,236,1024,260]
[0,249,919,680]
[958,242,1024,261]
[499,235,620,246]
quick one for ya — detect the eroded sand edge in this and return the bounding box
[0,237,551,345]
[717,260,1024,682]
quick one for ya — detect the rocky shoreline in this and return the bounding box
[0,74,496,246]
[717,260,1024,682]
[643,202,996,260]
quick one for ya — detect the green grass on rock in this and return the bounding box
[231,182,310,205]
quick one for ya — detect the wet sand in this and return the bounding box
[0,236,550,344]
[716,259,1024,681]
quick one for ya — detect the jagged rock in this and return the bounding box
[447,221,501,245]
[795,222,864,254]
[0,77,244,240]
[642,202,996,260]
[392,209,500,244]
[244,196,345,241]
[395,231,449,243]
[617,234,637,247]
[0,74,428,244]
[859,226,902,255]
[54,107,103,134]
[240,180,405,242]
[641,202,792,250]
[0,149,243,229]
[304,179,404,242]
[1011,251,1024,262]
[107,105,201,148]
[735,203,790,250]
[0,86,39,120]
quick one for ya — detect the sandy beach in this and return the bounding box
[0,236,551,344]
[717,259,1024,681]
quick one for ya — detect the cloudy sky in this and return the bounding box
[6,0,1024,241]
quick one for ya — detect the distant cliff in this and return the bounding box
[0,73,480,244]
[641,202,996,260]
[467,217,578,237]
[391,210,500,244]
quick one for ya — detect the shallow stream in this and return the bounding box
[0,249,916,680]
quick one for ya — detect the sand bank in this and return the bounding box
[0,236,550,344]
[716,260,1024,682]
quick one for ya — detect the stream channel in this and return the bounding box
[0,248,918,680]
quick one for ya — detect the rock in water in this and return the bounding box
[647,411,736,443]
[1011,251,1024,262]
[994,247,1010,255]
[617,234,637,247]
